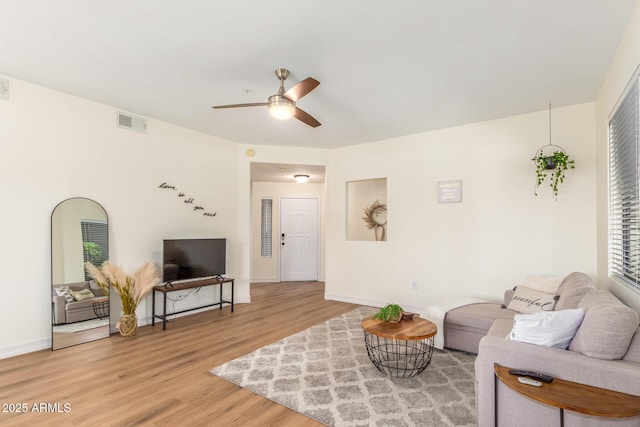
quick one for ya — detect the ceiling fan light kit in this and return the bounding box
[213,68,321,127]
[268,95,296,120]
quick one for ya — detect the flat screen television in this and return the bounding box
[162,238,226,282]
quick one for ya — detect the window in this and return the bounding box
[260,198,273,257]
[81,220,109,280]
[609,68,640,292]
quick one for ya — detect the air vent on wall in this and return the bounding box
[0,78,9,101]
[116,111,147,133]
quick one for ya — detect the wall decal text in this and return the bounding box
[158,182,217,217]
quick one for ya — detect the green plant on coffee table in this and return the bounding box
[373,303,404,323]
[533,149,575,199]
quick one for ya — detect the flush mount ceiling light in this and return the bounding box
[294,174,310,184]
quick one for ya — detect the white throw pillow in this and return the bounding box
[55,286,75,303]
[508,308,585,349]
[519,275,564,294]
[507,286,559,313]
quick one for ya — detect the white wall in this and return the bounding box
[325,104,597,313]
[251,181,326,282]
[0,77,245,358]
[595,1,640,312]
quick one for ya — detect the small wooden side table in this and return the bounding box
[361,316,437,378]
[494,363,640,427]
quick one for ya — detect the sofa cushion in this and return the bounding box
[89,280,107,297]
[70,288,95,301]
[569,290,640,360]
[554,272,596,311]
[444,303,518,353]
[445,303,518,331]
[503,289,515,307]
[507,286,559,313]
[54,286,75,303]
[622,329,640,363]
[509,308,585,349]
[66,299,96,310]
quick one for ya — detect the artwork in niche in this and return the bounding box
[347,178,387,241]
[158,182,217,217]
[363,200,387,241]
[438,180,462,203]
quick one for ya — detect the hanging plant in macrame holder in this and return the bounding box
[531,102,575,200]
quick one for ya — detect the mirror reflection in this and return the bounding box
[52,197,110,350]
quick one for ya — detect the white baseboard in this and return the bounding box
[251,278,326,283]
[323,293,423,315]
[0,338,51,360]
[251,278,279,283]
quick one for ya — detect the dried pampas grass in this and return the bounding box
[84,262,109,296]
[85,261,161,315]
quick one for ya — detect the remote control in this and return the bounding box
[517,376,542,387]
[508,369,553,383]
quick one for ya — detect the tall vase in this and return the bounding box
[117,314,138,337]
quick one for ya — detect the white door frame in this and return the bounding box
[279,197,320,281]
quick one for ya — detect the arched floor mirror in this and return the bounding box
[51,197,110,350]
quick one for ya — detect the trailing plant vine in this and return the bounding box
[533,149,575,199]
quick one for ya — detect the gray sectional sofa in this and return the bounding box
[52,281,108,324]
[443,272,596,354]
[442,272,640,426]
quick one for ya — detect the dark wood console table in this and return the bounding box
[152,277,234,330]
[494,363,640,426]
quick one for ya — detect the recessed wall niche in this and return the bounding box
[347,178,387,241]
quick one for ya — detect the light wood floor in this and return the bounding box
[0,282,359,426]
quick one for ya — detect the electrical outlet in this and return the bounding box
[412,281,418,290]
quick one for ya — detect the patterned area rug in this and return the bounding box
[210,307,477,426]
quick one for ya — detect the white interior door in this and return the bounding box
[280,198,319,281]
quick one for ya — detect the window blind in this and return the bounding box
[81,220,109,280]
[260,198,273,258]
[609,71,640,292]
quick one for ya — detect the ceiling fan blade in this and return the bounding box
[293,107,321,128]
[284,77,320,102]
[212,103,267,109]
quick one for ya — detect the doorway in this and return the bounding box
[280,198,319,281]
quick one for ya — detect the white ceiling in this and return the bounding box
[250,162,325,184]
[0,1,636,149]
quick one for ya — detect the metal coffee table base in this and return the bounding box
[364,332,435,378]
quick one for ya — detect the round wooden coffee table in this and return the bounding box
[361,316,437,378]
